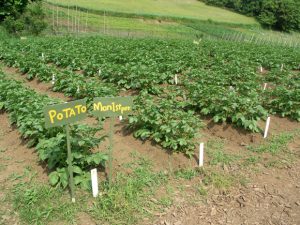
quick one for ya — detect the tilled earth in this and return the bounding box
[152,140,300,225]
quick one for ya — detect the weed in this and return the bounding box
[8,173,24,181]
[201,169,234,190]
[207,139,238,166]
[174,168,198,180]
[90,155,168,225]
[158,196,173,208]
[13,184,78,225]
[238,176,250,187]
[209,150,238,166]
[247,132,294,155]
[243,155,261,166]
[264,158,294,169]
[197,185,208,196]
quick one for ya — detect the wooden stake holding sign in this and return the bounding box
[44,99,88,202]
[92,97,134,187]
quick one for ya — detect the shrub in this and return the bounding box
[200,0,300,32]
[2,2,47,35]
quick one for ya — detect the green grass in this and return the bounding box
[46,4,200,39]
[0,26,10,39]
[47,0,258,25]
[7,154,169,225]
[174,168,198,180]
[201,169,234,190]
[197,185,208,196]
[247,132,295,155]
[13,183,79,224]
[206,139,239,166]
[45,2,300,47]
[90,154,168,224]
[6,131,299,224]
[245,130,300,168]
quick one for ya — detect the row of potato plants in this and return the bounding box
[128,88,202,156]
[0,72,108,189]
[0,49,118,100]
[0,53,201,155]
[5,36,299,80]
[0,36,299,154]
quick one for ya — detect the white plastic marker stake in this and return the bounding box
[281,64,284,71]
[264,117,271,139]
[51,74,56,85]
[263,83,268,90]
[199,143,204,167]
[91,168,99,198]
[260,66,263,73]
[98,69,102,76]
[174,74,178,85]
[119,116,123,121]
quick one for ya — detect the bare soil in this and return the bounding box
[1,65,70,101]
[0,112,49,225]
[152,138,300,225]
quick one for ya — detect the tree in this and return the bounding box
[2,1,47,35]
[200,0,300,32]
[0,0,38,21]
[275,0,300,31]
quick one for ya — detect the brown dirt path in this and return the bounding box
[152,136,300,225]
[0,64,70,101]
[0,112,49,225]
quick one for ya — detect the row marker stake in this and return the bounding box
[91,168,99,198]
[264,116,271,138]
[51,74,56,85]
[199,143,204,167]
[263,83,268,90]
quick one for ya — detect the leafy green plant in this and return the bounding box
[0,73,108,189]
[128,91,202,155]
[0,34,299,155]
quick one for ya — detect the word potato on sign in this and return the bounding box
[44,99,87,128]
[92,97,134,117]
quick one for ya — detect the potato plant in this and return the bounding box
[0,72,108,189]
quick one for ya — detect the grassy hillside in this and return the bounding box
[47,0,258,25]
[45,4,200,39]
[45,1,299,48]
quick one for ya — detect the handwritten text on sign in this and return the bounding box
[44,99,87,128]
[92,97,134,117]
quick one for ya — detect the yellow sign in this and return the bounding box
[44,99,87,128]
[92,97,134,117]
